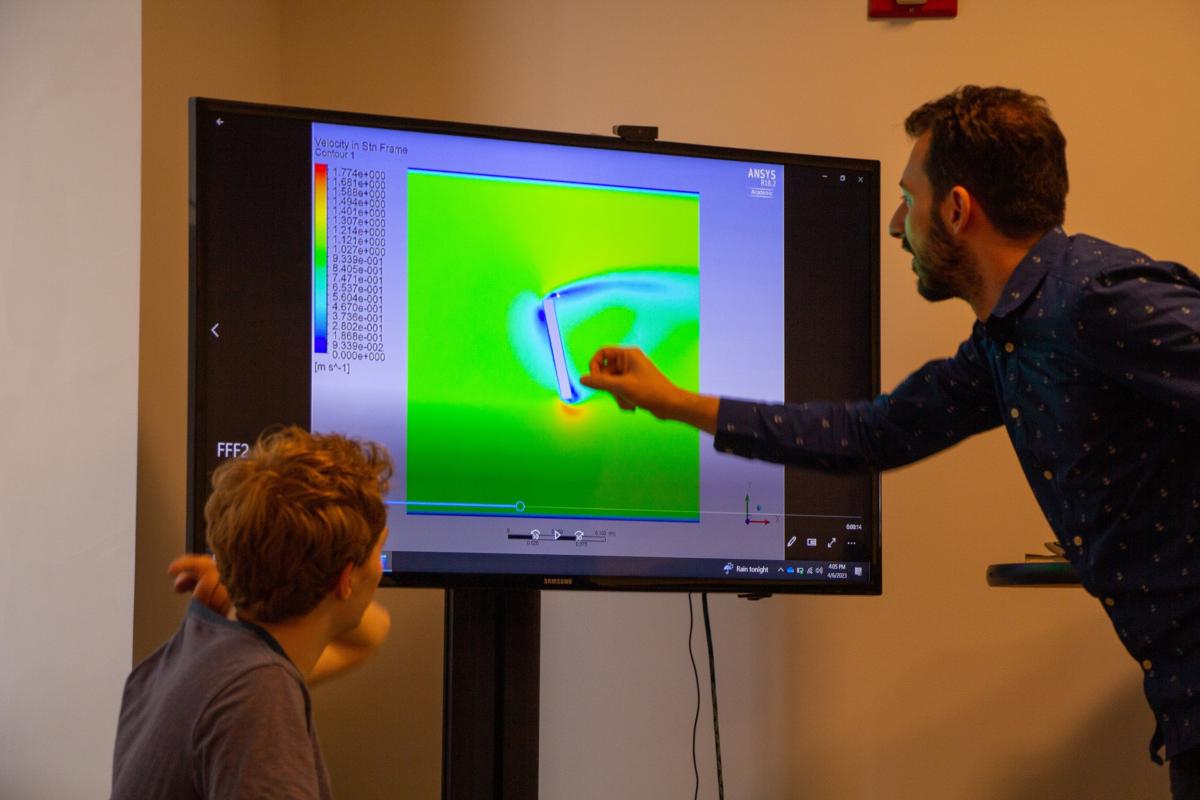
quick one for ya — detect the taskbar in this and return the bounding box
[382,550,872,585]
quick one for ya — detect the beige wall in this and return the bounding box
[137,2,1200,798]
[1,1,141,796]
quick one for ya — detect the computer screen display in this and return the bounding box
[189,98,881,594]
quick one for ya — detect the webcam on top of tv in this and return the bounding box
[613,124,658,143]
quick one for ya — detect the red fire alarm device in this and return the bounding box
[868,0,957,19]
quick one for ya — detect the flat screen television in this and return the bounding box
[189,98,881,595]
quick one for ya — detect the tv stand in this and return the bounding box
[442,588,541,799]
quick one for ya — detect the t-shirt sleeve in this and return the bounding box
[713,332,1002,471]
[194,664,323,800]
[1075,260,1200,423]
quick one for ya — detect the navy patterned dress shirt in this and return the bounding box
[714,227,1200,762]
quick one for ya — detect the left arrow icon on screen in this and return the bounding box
[211,323,220,338]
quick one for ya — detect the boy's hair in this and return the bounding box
[905,85,1068,241]
[204,426,393,623]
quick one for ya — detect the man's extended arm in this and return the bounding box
[581,337,1004,472]
[579,346,720,433]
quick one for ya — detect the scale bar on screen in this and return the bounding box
[313,163,329,353]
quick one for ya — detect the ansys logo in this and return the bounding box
[747,166,777,199]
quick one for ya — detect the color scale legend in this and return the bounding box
[313,163,328,353]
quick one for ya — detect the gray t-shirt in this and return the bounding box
[111,600,332,799]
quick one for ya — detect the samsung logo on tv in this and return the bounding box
[747,167,777,181]
[543,577,573,586]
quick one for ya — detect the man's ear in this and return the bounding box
[334,561,356,600]
[943,185,973,235]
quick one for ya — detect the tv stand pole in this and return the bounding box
[442,588,541,799]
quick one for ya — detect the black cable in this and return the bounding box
[702,593,725,800]
[688,593,700,800]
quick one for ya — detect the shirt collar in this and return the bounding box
[987,226,1068,320]
[190,598,293,663]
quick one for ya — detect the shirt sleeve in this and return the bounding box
[194,665,323,800]
[1075,260,1200,423]
[713,332,1002,472]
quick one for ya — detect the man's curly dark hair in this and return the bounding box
[905,85,1068,240]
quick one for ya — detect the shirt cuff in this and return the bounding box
[712,397,763,458]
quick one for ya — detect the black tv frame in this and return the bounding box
[188,97,882,597]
